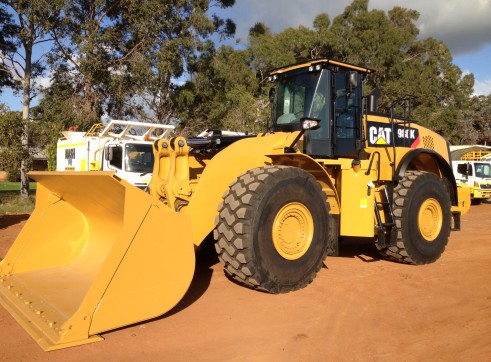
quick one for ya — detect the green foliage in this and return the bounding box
[175,46,261,135]
[0,111,30,181]
[119,1,236,124]
[31,64,101,164]
[0,0,50,93]
[0,110,50,179]
[456,95,491,144]
[0,5,16,90]
[239,0,475,142]
[0,182,36,214]
[322,0,474,137]
[1,0,54,197]
[0,194,35,214]
[2,0,488,150]
[40,0,236,125]
[136,0,485,143]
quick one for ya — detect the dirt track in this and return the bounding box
[1,205,491,361]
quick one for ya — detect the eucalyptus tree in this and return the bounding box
[457,94,491,145]
[175,45,260,135]
[0,110,44,180]
[30,64,93,170]
[44,0,236,125]
[326,0,474,138]
[0,110,24,180]
[119,0,236,124]
[0,6,15,90]
[45,0,144,124]
[242,0,474,140]
[174,21,296,136]
[0,0,51,197]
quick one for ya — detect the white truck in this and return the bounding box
[450,145,491,205]
[56,120,174,189]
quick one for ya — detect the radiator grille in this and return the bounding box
[422,136,434,150]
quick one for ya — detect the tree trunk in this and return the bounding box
[20,106,30,198]
[20,48,32,199]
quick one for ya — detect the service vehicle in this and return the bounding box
[56,120,174,189]
[452,161,491,204]
[0,58,470,351]
[450,145,491,204]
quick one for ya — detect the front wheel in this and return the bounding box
[214,166,330,293]
[471,198,482,205]
[376,171,452,264]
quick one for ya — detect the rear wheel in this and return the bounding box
[214,166,330,293]
[376,171,451,264]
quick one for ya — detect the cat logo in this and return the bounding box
[369,127,392,145]
[367,120,420,148]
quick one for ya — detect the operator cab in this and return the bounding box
[269,59,373,159]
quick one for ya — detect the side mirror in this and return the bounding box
[105,147,113,161]
[367,87,381,113]
[347,71,358,90]
[300,117,320,131]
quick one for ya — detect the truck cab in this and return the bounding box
[56,120,174,189]
[452,160,491,204]
[102,141,154,189]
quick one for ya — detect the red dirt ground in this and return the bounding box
[1,205,491,361]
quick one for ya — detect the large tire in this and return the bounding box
[214,166,330,293]
[471,198,482,205]
[376,171,452,264]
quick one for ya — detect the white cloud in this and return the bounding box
[474,78,491,96]
[223,0,349,43]
[37,74,52,89]
[370,0,491,55]
[223,0,491,95]
[227,0,491,55]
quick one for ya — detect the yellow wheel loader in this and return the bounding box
[0,58,470,350]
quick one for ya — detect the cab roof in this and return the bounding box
[268,58,375,76]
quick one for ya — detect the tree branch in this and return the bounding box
[51,31,81,73]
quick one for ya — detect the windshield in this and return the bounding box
[273,69,328,129]
[125,143,154,173]
[475,162,491,178]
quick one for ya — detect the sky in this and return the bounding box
[2,0,491,111]
[219,0,491,94]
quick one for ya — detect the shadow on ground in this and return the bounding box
[0,214,30,229]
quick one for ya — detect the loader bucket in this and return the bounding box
[0,171,195,351]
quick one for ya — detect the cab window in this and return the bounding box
[108,146,123,170]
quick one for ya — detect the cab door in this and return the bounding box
[333,71,363,158]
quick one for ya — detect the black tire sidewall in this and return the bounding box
[251,169,329,290]
[400,173,451,262]
[471,198,482,205]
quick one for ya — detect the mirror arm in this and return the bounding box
[285,129,306,153]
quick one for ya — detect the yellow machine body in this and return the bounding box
[0,58,470,351]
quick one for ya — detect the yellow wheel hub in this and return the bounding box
[418,198,443,242]
[272,202,314,260]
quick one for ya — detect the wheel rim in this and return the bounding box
[272,202,314,260]
[418,198,443,242]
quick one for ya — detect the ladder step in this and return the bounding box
[374,182,398,248]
